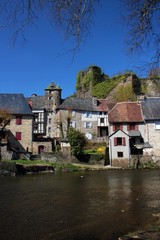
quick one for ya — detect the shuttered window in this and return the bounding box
[84,122,92,128]
[113,123,123,131]
[16,132,22,140]
[127,123,139,131]
[16,116,22,125]
[114,137,126,146]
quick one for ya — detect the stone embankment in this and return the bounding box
[0,161,122,176]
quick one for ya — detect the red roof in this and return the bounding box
[97,99,116,112]
[108,102,143,122]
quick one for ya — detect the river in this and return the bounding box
[0,170,160,240]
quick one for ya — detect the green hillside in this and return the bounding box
[75,66,145,101]
[92,75,124,98]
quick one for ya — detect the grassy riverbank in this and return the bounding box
[0,159,159,175]
[0,160,83,175]
[0,159,120,175]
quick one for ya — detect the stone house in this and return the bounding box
[27,82,62,154]
[0,94,33,159]
[58,97,114,141]
[140,97,160,161]
[1,85,160,166]
[108,102,146,167]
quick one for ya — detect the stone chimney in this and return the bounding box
[92,96,97,106]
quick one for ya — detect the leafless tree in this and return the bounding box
[124,0,160,66]
[148,66,160,77]
[0,109,11,132]
[0,0,98,51]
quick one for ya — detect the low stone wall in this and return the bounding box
[16,164,54,174]
[111,158,129,168]
[130,155,160,168]
[41,152,105,165]
[41,152,78,163]
[76,154,105,165]
[1,145,13,160]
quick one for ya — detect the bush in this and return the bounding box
[68,128,86,156]
[0,161,17,173]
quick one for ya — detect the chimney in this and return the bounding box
[92,96,97,106]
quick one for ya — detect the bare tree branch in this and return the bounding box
[124,0,160,66]
[0,0,98,51]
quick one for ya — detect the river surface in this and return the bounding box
[0,170,160,240]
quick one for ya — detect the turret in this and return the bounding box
[45,82,62,111]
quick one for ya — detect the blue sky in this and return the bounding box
[0,0,150,99]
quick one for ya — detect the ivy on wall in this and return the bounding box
[75,65,160,101]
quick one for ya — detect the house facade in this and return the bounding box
[140,97,160,160]
[108,102,145,167]
[1,84,160,166]
[27,82,62,154]
[58,97,113,141]
[0,94,33,159]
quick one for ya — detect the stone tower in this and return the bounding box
[45,82,62,111]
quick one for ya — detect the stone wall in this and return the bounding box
[41,152,78,163]
[32,141,52,154]
[7,115,33,152]
[111,158,130,168]
[144,122,160,156]
[1,145,13,160]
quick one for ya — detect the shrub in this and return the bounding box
[68,128,86,156]
[0,161,17,173]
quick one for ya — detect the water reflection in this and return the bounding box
[0,170,160,240]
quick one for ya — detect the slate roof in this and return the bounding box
[0,94,32,115]
[27,96,45,110]
[140,97,160,120]
[58,97,97,111]
[58,97,114,112]
[108,102,143,123]
[45,82,62,90]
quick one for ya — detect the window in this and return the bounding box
[34,124,38,133]
[16,116,22,125]
[72,111,76,117]
[127,123,138,131]
[16,132,21,140]
[38,124,44,133]
[85,132,92,140]
[99,112,106,116]
[48,96,53,100]
[70,121,76,128]
[100,118,104,124]
[114,137,126,146]
[48,118,52,124]
[34,112,44,122]
[117,152,123,157]
[155,121,160,130]
[48,127,51,133]
[85,112,92,118]
[113,123,123,131]
[84,122,92,128]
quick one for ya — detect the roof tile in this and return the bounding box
[108,102,143,122]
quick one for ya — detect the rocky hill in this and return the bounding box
[75,65,160,102]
